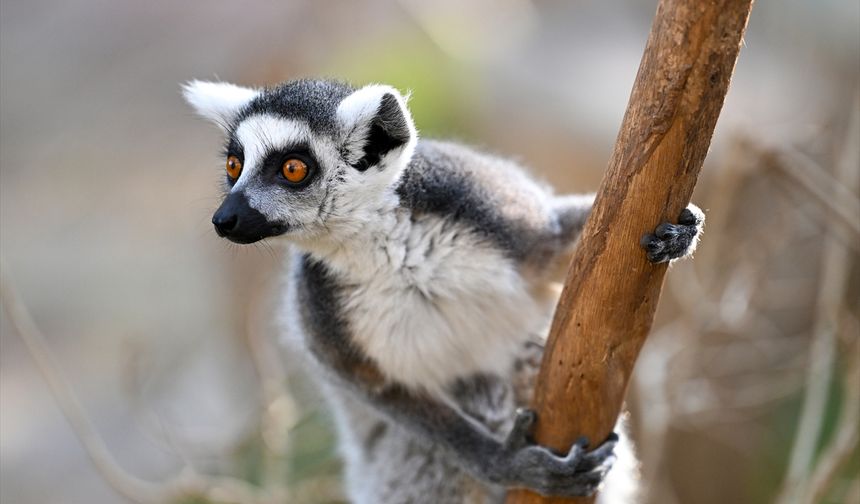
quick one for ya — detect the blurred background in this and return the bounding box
[1,1,858,503]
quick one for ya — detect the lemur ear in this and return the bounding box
[182,80,259,130]
[337,85,417,171]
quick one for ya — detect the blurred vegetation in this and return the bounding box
[754,364,860,504]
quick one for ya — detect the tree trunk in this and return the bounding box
[505,1,754,503]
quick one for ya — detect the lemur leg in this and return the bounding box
[640,204,704,263]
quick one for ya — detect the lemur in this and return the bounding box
[183,79,703,503]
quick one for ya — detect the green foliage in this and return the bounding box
[171,494,215,504]
[324,30,481,140]
[286,407,342,487]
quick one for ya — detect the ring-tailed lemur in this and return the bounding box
[183,79,703,503]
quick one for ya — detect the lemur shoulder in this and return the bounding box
[183,79,703,503]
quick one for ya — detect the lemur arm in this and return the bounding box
[553,195,705,262]
[305,325,617,498]
[540,197,703,279]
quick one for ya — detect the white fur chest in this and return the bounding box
[303,209,550,396]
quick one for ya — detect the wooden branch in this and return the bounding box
[506,1,753,503]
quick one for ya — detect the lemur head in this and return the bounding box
[183,79,417,244]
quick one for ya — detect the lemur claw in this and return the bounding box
[641,204,704,263]
[498,410,618,497]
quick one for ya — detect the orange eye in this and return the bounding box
[226,155,242,180]
[282,158,309,183]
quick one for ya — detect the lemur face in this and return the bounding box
[183,79,417,244]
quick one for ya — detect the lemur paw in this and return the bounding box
[640,204,704,263]
[498,409,618,497]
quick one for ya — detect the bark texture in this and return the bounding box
[505,1,754,503]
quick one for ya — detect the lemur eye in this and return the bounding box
[282,158,309,184]
[226,155,242,180]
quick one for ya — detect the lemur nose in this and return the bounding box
[212,212,239,236]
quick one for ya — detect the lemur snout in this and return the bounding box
[212,212,238,236]
[212,191,286,244]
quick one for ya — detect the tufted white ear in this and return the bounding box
[182,80,259,130]
[337,84,417,172]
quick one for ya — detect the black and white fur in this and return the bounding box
[183,78,703,503]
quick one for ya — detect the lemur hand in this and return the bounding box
[489,409,618,497]
[640,204,705,263]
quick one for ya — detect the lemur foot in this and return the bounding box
[497,409,618,497]
[640,204,704,263]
